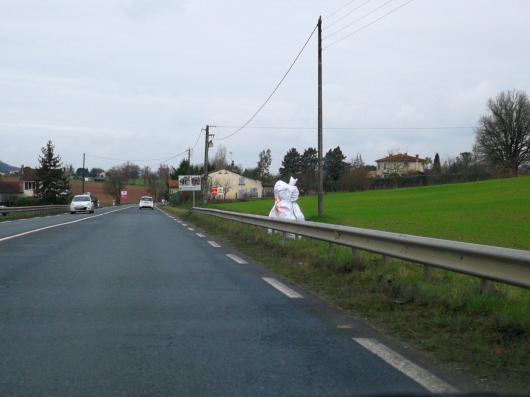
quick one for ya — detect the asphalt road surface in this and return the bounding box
[0,205,460,396]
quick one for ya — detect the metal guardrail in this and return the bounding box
[191,207,530,289]
[0,205,69,215]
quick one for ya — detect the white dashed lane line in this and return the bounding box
[182,223,188,227]
[208,241,221,248]
[226,254,247,264]
[196,233,205,238]
[353,338,458,393]
[262,277,303,299]
[187,227,195,231]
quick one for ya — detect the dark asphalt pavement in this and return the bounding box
[0,206,454,396]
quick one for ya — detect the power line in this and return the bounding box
[325,0,375,30]
[325,0,360,21]
[213,125,475,131]
[215,23,318,142]
[85,150,188,163]
[324,0,415,49]
[191,129,203,150]
[324,0,396,40]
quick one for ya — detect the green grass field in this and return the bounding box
[210,177,530,250]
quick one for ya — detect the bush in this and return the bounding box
[15,197,42,206]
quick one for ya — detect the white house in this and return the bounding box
[375,153,427,177]
[209,169,263,200]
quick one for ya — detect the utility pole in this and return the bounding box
[82,152,86,194]
[187,148,191,164]
[203,125,210,204]
[317,16,324,216]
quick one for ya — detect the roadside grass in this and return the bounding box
[208,176,530,250]
[0,210,67,222]
[164,192,530,392]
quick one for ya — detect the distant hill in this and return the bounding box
[0,161,19,174]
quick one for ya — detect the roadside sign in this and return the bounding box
[178,175,202,192]
[120,190,128,202]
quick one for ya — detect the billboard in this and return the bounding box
[178,175,202,192]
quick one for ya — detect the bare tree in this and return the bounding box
[256,149,272,179]
[212,145,228,170]
[475,89,530,176]
[104,166,125,204]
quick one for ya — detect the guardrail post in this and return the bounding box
[328,242,335,255]
[480,279,494,294]
[382,255,389,268]
[352,248,358,263]
[423,265,433,281]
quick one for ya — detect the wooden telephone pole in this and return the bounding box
[317,16,324,216]
[203,125,210,204]
[82,152,86,194]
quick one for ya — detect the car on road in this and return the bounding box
[139,196,154,210]
[70,195,94,214]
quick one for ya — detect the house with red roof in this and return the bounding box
[375,153,427,177]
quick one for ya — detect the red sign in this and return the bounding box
[120,190,128,202]
[210,186,218,199]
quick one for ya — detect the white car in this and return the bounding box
[139,196,154,210]
[70,195,94,214]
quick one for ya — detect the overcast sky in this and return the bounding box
[1,0,529,173]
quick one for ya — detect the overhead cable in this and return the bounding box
[324,0,396,40]
[325,0,375,30]
[215,23,318,142]
[324,0,415,49]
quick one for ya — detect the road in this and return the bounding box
[0,205,459,396]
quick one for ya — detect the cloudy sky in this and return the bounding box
[1,0,529,173]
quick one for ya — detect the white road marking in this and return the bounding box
[353,338,458,393]
[182,223,188,227]
[226,254,247,264]
[187,227,195,231]
[196,233,205,238]
[208,241,221,248]
[262,277,303,299]
[0,206,133,244]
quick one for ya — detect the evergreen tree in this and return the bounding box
[323,146,347,191]
[35,140,69,204]
[299,147,318,192]
[433,152,441,175]
[279,148,301,180]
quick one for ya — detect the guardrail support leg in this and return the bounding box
[382,255,388,268]
[351,248,358,263]
[480,279,493,294]
[423,265,433,281]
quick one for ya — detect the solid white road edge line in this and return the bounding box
[262,277,303,299]
[196,233,205,238]
[353,338,458,393]
[208,241,221,248]
[0,206,133,244]
[226,254,247,264]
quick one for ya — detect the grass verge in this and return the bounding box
[0,210,68,222]
[164,206,530,393]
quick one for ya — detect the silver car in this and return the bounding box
[70,195,94,214]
